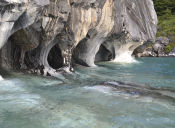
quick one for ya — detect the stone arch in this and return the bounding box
[23,39,65,76]
[0,27,40,70]
[73,32,107,67]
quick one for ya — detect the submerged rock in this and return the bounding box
[99,81,175,103]
[0,0,158,77]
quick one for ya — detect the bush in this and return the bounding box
[154,0,175,42]
[165,42,175,53]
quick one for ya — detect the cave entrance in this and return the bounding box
[0,30,24,70]
[48,44,63,69]
[95,44,113,62]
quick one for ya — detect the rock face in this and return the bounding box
[132,40,157,57]
[0,0,157,77]
[0,0,49,48]
[133,37,175,57]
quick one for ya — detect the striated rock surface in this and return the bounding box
[0,0,157,77]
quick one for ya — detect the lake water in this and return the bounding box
[0,57,175,128]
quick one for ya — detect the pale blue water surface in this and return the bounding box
[0,57,175,128]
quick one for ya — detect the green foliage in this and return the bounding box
[154,0,175,41]
[165,42,175,53]
[157,16,175,40]
[154,0,175,16]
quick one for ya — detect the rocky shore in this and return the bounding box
[0,0,157,78]
[133,37,175,57]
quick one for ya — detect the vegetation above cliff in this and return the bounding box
[154,0,175,41]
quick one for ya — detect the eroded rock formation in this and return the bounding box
[0,0,158,78]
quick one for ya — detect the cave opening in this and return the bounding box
[95,44,113,62]
[0,32,24,70]
[47,44,63,69]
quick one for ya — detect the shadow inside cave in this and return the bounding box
[48,44,63,69]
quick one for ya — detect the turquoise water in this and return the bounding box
[0,58,175,128]
[76,57,175,88]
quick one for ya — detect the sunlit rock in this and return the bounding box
[0,0,158,77]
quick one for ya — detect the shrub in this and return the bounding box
[154,0,175,42]
[165,42,175,53]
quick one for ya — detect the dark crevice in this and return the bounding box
[48,44,63,69]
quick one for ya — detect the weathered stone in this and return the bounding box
[133,37,172,57]
[0,0,158,78]
[153,43,164,53]
[73,0,157,66]
[156,37,170,46]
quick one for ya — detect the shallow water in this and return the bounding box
[0,58,175,128]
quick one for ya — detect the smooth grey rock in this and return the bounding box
[0,0,49,48]
[73,0,157,66]
[0,0,158,77]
